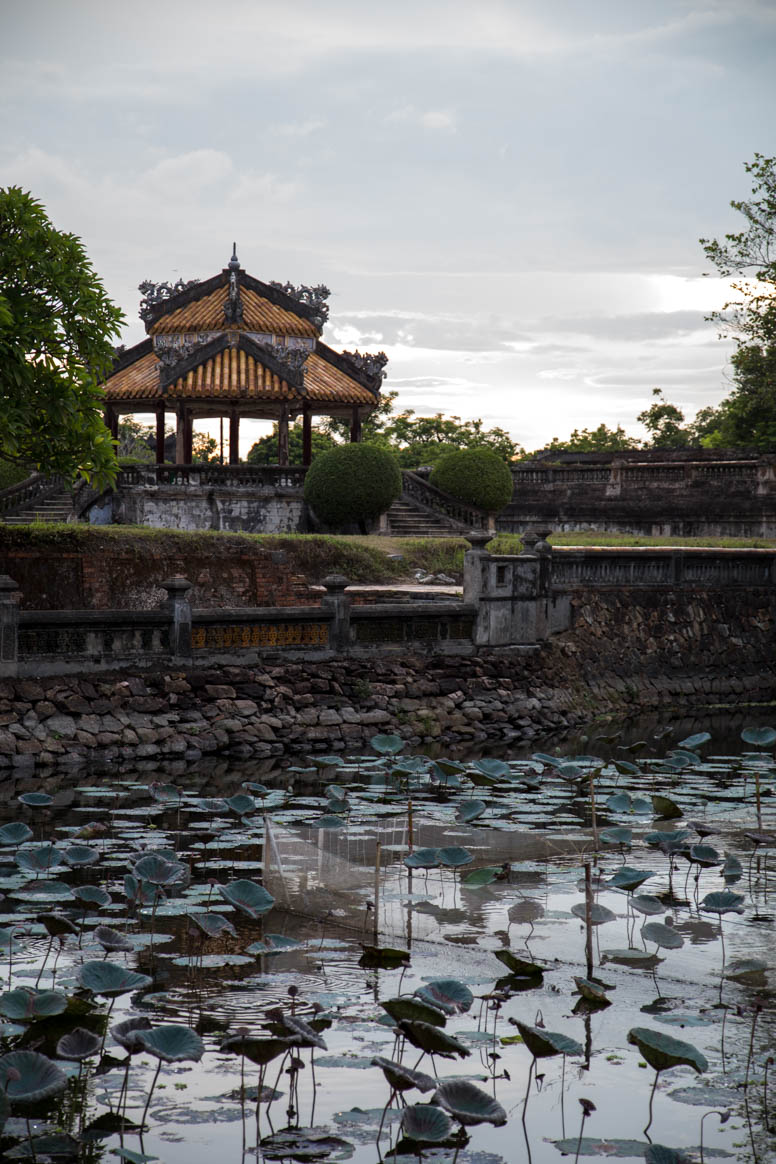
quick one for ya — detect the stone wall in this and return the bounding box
[108,486,307,535]
[1,583,772,772]
[0,541,315,611]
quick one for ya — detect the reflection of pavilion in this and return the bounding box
[101,247,386,465]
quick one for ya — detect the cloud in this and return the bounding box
[384,106,457,131]
[270,119,327,138]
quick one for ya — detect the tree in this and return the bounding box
[0,188,124,487]
[637,389,690,448]
[699,154,776,447]
[303,444,402,531]
[430,448,513,512]
[528,424,640,456]
[247,422,337,465]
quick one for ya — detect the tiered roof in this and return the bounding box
[102,250,383,411]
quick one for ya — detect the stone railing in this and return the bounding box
[512,459,767,492]
[402,471,492,531]
[117,464,308,490]
[0,473,66,519]
[550,547,776,589]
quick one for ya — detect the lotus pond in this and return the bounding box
[0,724,774,1164]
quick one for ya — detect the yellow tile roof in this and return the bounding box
[148,284,319,338]
[103,342,377,408]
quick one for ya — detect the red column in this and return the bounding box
[155,407,166,464]
[350,407,362,443]
[229,410,240,464]
[184,411,194,464]
[278,404,289,466]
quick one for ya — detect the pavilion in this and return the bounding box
[101,247,386,465]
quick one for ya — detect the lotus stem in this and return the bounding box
[644,1070,659,1141]
[140,1058,162,1130]
[373,841,382,943]
[34,935,53,988]
[700,1109,730,1164]
[584,863,594,979]
[765,1056,774,1132]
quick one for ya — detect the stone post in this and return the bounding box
[0,576,20,679]
[160,576,193,663]
[463,530,493,647]
[321,574,351,652]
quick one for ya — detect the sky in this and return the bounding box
[2,0,775,454]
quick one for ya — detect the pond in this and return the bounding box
[0,721,774,1164]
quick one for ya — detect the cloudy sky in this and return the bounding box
[2,0,775,453]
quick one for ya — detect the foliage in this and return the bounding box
[528,424,640,456]
[303,443,402,530]
[246,422,337,465]
[697,154,776,447]
[0,187,123,488]
[429,447,513,512]
[637,390,690,448]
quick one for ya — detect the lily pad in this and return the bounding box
[514,1021,582,1059]
[438,846,474,868]
[700,890,745,915]
[136,1024,204,1062]
[627,1027,708,1074]
[370,734,404,755]
[0,823,33,846]
[403,848,440,869]
[571,902,616,926]
[78,961,153,996]
[56,1028,101,1061]
[398,1020,470,1059]
[462,865,503,889]
[432,1079,507,1126]
[741,726,776,747]
[217,879,275,918]
[371,1057,436,1093]
[401,1103,455,1142]
[494,951,545,976]
[0,988,67,1021]
[652,795,683,821]
[381,997,447,1027]
[415,979,473,1014]
[641,922,684,950]
[0,1050,67,1102]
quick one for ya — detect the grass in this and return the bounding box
[1,525,773,591]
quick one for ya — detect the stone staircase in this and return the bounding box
[0,489,75,525]
[385,498,464,538]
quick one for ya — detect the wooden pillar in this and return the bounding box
[184,410,194,464]
[229,409,240,465]
[302,405,312,466]
[155,406,166,464]
[278,403,289,467]
[350,406,362,443]
[175,405,186,464]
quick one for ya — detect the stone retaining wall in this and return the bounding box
[1,585,772,773]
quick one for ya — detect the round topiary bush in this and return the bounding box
[429,448,513,512]
[303,443,402,530]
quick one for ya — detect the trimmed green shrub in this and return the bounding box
[429,448,513,512]
[303,443,402,529]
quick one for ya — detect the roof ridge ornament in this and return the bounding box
[340,348,388,386]
[269,280,330,328]
[138,277,200,322]
[223,243,244,326]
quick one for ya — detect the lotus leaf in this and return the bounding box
[574,977,610,1004]
[627,1027,708,1073]
[700,890,745,915]
[268,1013,327,1049]
[725,958,767,981]
[63,845,100,867]
[245,934,301,955]
[188,912,237,939]
[462,865,502,888]
[607,867,655,891]
[431,758,466,777]
[78,961,153,996]
[403,847,441,869]
[381,997,447,1028]
[456,800,486,824]
[15,846,65,873]
[678,732,711,749]
[359,945,410,968]
[722,853,743,881]
[606,792,633,813]
[631,895,666,916]
[472,757,511,780]
[508,899,544,924]
[149,783,181,803]
[371,1056,436,1093]
[602,948,663,968]
[220,1033,290,1065]
[94,926,135,953]
[494,951,545,976]
[398,1020,470,1059]
[741,726,776,747]
[0,988,67,1021]
[532,752,560,766]
[600,827,632,846]
[641,922,684,950]
[612,759,640,775]
[5,1132,82,1158]
[111,1017,153,1054]
[137,1024,204,1062]
[132,854,186,886]
[56,1027,101,1060]
[226,793,255,817]
[123,876,165,907]
[514,1021,582,1058]
[38,912,79,938]
[11,879,74,902]
[0,1050,67,1102]
[73,885,111,908]
[309,814,347,829]
[571,902,616,926]
[437,846,474,867]
[415,978,473,1014]
[557,762,586,783]
[326,798,349,815]
[0,823,32,845]
[306,755,342,770]
[652,795,683,820]
[645,829,691,848]
[644,1147,693,1164]
[217,879,274,918]
[370,733,404,755]
[260,1130,353,1160]
[688,844,720,868]
[401,1103,455,1142]
[17,793,53,808]
[432,1079,507,1126]
[111,1149,159,1164]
